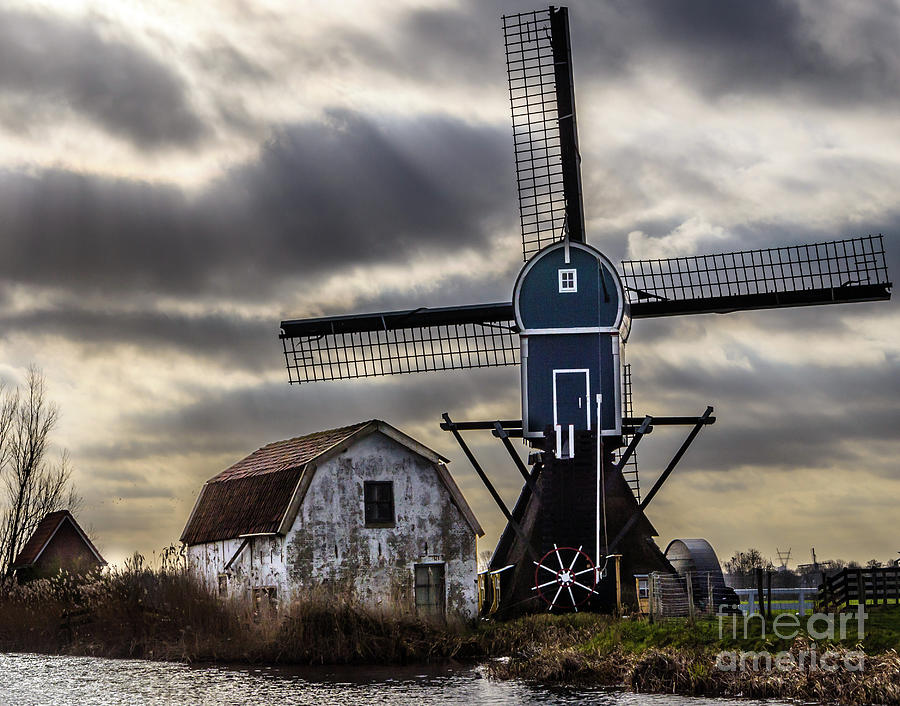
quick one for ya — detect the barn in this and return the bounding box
[12,510,106,582]
[180,420,484,618]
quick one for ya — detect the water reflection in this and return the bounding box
[0,653,789,706]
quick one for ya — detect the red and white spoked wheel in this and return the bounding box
[533,544,598,611]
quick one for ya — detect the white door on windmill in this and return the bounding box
[553,369,589,457]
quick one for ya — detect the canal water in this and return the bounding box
[0,653,789,705]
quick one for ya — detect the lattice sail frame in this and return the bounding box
[622,235,891,316]
[503,9,567,260]
[281,318,518,384]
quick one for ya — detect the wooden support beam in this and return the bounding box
[638,407,714,513]
[224,537,251,572]
[614,415,653,471]
[623,415,715,426]
[607,407,714,554]
[439,419,522,431]
[494,422,542,504]
[442,413,538,562]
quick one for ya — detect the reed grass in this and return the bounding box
[0,552,465,664]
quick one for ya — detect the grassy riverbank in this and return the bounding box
[483,611,900,704]
[1,565,898,705]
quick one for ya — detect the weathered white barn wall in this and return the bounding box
[187,535,290,600]
[287,432,477,616]
[186,431,478,618]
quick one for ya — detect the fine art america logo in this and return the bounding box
[715,605,867,672]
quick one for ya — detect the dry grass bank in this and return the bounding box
[0,556,467,664]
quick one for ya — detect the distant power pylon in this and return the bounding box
[776,547,792,571]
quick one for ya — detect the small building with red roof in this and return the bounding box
[180,420,483,618]
[12,510,106,581]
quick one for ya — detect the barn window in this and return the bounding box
[252,586,278,614]
[364,481,395,526]
[558,269,577,292]
[217,573,228,596]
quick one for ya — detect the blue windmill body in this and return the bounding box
[514,241,629,453]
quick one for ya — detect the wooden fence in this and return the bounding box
[818,567,900,611]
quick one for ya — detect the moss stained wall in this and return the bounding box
[186,431,478,619]
[285,431,478,618]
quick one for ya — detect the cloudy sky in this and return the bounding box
[1,0,897,569]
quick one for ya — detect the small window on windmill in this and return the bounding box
[217,573,228,597]
[558,269,577,293]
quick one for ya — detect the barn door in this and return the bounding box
[414,563,445,619]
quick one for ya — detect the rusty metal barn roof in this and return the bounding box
[180,420,477,546]
[180,467,304,545]
[209,421,372,483]
[12,509,106,568]
[181,421,371,545]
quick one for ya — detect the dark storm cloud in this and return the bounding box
[395,6,505,85]
[0,110,514,300]
[363,0,900,108]
[274,5,507,93]
[0,9,206,148]
[0,307,276,371]
[224,111,513,270]
[573,0,900,107]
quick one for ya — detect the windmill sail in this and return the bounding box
[504,7,584,261]
[623,235,892,318]
[280,303,518,383]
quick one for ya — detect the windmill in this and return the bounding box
[278,7,891,613]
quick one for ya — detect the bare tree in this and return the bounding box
[723,548,774,576]
[0,367,80,575]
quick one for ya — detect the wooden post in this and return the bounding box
[892,568,898,605]
[648,573,655,624]
[766,570,773,619]
[707,572,713,616]
[894,564,900,605]
[756,568,765,617]
[686,571,695,622]
[857,569,865,612]
[612,554,622,616]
